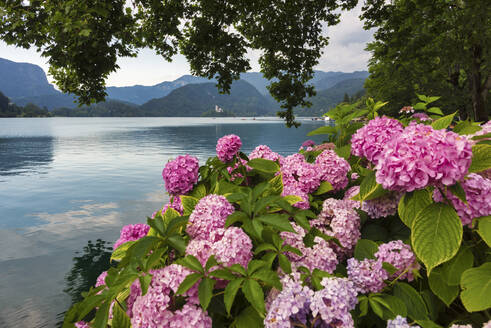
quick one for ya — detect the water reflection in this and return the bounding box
[57,239,114,326]
[0,136,54,176]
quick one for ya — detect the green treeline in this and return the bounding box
[0,91,51,117]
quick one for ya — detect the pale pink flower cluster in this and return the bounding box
[387,315,420,328]
[216,134,242,162]
[186,194,235,240]
[75,322,90,328]
[131,264,211,328]
[375,240,420,281]
[114,223,150,250]
[162,155,199,195]
[344,186,402,219]
[433,173,491,226]
[315,150,351,190]
[411,112,431,121]
[95,271,108,288]
[351,116,404,165]
[281,153,321,193]
[312,198,361,258]
[375,122,472,192]
[265,274,357,328]
[281,182,310,209]
[299,139,315,151]
[399,106,414,114]
[248,145,282,161]
[347,258,388,293]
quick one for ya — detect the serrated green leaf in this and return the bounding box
[167,235,186,255]
[382,262,399,275]
[92,300,111,328]
[139,274,152,296]
[428,267,459,306]
[255,214,294,232]
[112,303,131,328]
[229,264,247,276]
[307,125,338,136]
[224,278,244,315]
[460,263,491,312]
[198,278,215,310]
[177,255,204,273]
[334,144,351,160]
[411,203,463,275]
[251,269,282,289]
[247,158,280,173]
[441,246,474,286]
[180,195,199,216]
[111,241,136,262]
[278,253,292,274]
[242,279,265,316]
[431,112,456,130]
[354,239,379,260]
[189,183,207,199]
[269,173,283,194]
[369,294,407,320]
[225,211,249,227]
[177,273,202,295]
[283,195,303,206]
[469,144,491,173]
[314,180,333,195]
[477,216,491,247]
[427,107,443,116]
[359,170,388,201]
[209,269,237,280]
[205,255,218,271]
[247,260,267,275]
[398,189,433,227]
[233,306,263,328]
[453,121,482,135]
[393,282,429,320]
[449,182,467,204]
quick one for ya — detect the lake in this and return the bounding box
[0,117,326,328]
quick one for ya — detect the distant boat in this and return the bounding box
[324,116,331,122]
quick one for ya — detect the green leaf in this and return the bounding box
[413,102,426,110]
[431,112,456,130]
[477,216,491,247]
[233,306,263,328]
[414,320,443,328]
[441,246,474,286]
[209,269,237,280]
[177,255,204,273]
[224,278,244,315]
[205,255,219,271]
[269,174,283,194]
[307,125,338,136]
[469,144,491,173]
[167,235,186,255]
[358,170,388,201]
[382,262,399,275]
[229,264,247,276]
[354,239,379,260]
[283,195,303,206]
[92,300,111,328]
[393,282,429,320]
[453,121,482,135]
[242,279,265,316]
[251,269,282,289]
[472,132,491,140]
[449,182,467,204]
[428,267,459,306]
[314,181,333,195]
[427,107,443,116]
[198,278,216,310]
[398,189,433,227]
[369,295,407,320]
[112,303,131,328]
[180,195,199,216]
[111,241,136,261]
[411,203,463,275]
[189,183,207,199]
[255,214,294,232]
[177,273,202,295]
[225,211,249,227]
[139,274,153,296]
[278,253,292,274]
[247,158,280,173]
[460,263,491,312]
[255,243,277,254]
[334,144,351,160]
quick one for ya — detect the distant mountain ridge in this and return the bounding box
[0,57,368,115]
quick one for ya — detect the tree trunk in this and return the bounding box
[470,45,489,121]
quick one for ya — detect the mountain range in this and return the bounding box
[0,57,368,116]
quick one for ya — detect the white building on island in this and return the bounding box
[215,105,223,113]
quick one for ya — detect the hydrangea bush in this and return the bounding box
[64,96,491,328]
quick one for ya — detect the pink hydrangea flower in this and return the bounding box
[126,278,142,318]
[114,223,150,250]
[375,240,420,281]
[314,149,351,190]
[281,153,321,194]
[375,122,472,192]
[249,145,282,162]
[280,223,307,262]
[299,140,316,151]
[186,194,235,240]
[95,271,108,288]
[343,186,402,219]
[351,116,404,165]
[162,155,199,195]
[216,134,242,162]
[412,112,431,121]
[347,258,388,293]
[131,264,209,328]
[162,196,184,215]
[300,237,338,273]
[281,181,310,209]
[433,173,491,227]
[399,106,414,114]
[75,322,90,328]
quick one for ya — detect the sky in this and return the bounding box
[0,4,373,87]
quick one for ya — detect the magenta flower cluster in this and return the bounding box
[315,149,351,190]
[265,274,357,327]
[162,155,199,195]
[162,196,184,215]
[299,139,315,151]
[411,112,431,121]
[249,145,282,162]
[351,116,404,164]
[375,240,420,281]
[375,122,472,192]
[216,134,242,162]
[131,264,211,328]
[113,223,150,250]
[433,173,491,226]
[186,194,235,240]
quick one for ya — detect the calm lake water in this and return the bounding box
[0,117,325,328]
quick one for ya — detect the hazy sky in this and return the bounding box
[0,4,373,87]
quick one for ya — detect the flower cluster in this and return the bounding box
[216,134,242,162]
[248,145,282,162]
[95,271,108,288]
[411,112,431,121]
[162,196,184,215]
[347,258,388,293]
[344,186,402,219]
[131,264,211,328]
[299,139,315,151]
[315,149,351,190]
[399,106,414,114]
[162,155,199,195]
[313,198,361,257]
[186,194,235,240]
[265,274,357,327]
[351,116,404,164]
[281,153,321,193]
[114,223,150,250]
[375,240,420,281]
[301,237,338,273]
[387,315,419,328]
[433,173,491,226]
[376,122,472,192]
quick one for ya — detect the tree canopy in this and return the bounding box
[0,0,357,126]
